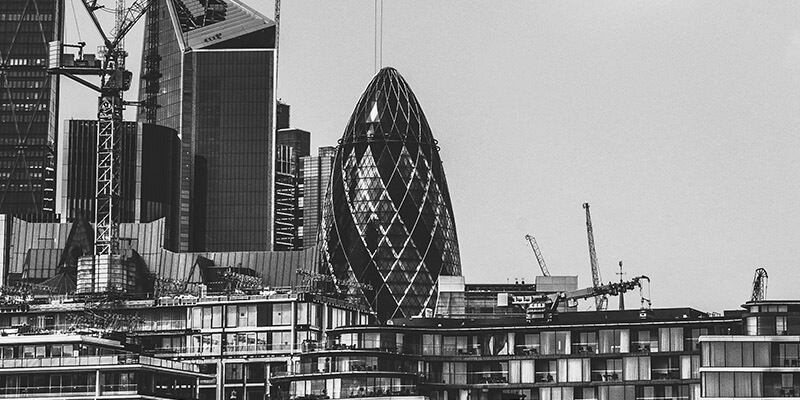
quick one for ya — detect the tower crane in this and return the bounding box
[48,0,152,293]
[583,203,608,311]
[751,268,768,302]
[525,234,551,277]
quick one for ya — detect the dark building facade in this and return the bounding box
[0,0,63,219]
[275,129,310,251]
[320,67,462,321]
[57,120,179,242]
[302,146,335,247]
[137,0,277,252]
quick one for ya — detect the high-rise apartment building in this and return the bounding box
[301,146,335,247]
[57,120,179,232]
[137,0,277,252]
[275,129,310,251]
[320,67,462,321]
[0,0,63,220]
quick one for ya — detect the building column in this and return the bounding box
[95,369,101,397]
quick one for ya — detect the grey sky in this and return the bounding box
[61,1,800,313]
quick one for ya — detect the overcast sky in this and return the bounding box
[62,1,800,313]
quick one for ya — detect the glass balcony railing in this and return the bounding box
[0,355,199,373]
[0,384,94,398]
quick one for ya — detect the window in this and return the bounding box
[599,329,629,353]
[272,303,292,326]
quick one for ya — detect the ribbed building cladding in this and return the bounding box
[321,67,462,321]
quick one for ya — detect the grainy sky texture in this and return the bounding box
[61,1,800,313]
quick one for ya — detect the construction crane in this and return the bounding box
[48,0,152,293]
[525,275,651,322]
[583,203,607,311]
[751,268,768,302]
[525,234,551,277]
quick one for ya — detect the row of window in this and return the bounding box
[0,80,48,89]
[0,343,115,360]
[0,112,49,122]
[2,58,47,66]
[330,327,707,357]
[151,330,321,355]
[428,355,699,385]
[703,372,800,398]
[701,341,799,367]
[0,14,54,21]
[0,103,48,111]
[745,314,800,335]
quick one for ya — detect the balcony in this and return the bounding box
[590,370,621,382]
[0,354,199,373]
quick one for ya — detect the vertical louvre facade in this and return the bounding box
[274,129,310,251]
[0,0,62,219]
[302,146,335,247]
[320,67,462,321]
[137,0,276,252]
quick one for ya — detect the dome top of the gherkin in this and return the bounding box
[339,67,437,147]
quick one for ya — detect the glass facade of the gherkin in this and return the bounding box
[320,67,462,321]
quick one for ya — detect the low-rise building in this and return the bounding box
[273,308,743,400]
[699,300,800,399]
[0,333,207,399]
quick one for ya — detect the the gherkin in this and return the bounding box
[320,67,462,321]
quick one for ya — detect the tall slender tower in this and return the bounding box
[0,0,63,220]
[320,67,462,321]
[137,0,277,252]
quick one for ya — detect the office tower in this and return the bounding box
[275,129,310,250]
[0,0,63,220]
[277,101,290,130]
[320,67,462,321]
[301,146,335,247]
[57,120,179,227]
[138,0,276,252]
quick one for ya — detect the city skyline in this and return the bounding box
[59,1,800,313]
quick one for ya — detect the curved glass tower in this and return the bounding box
[320,67,462,321]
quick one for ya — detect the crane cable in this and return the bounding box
[374,0,383,73]
[68,0,83,42]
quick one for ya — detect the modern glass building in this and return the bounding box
[699,300,800,398]
[320,67,462,321]
[272,308,742,400]
[57,120,179,227]
[137,0,277,252]
[275,129,311,251]
[302,146,336,248]
[0,0,63,220]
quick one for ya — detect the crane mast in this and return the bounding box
[583,203,607,311]
[49,0,151,293]
[525,234,551,277]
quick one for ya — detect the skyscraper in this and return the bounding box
[57,120,179,226]
[302,146,335,247]
[138,0,276,252]
[275,129,310,251]
[320,67,462,321]
[0,0,63,220]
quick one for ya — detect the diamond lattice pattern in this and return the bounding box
[320,68,462,321]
